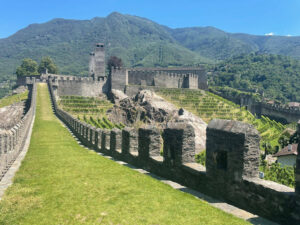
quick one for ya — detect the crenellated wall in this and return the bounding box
[48,80,300,225]
[110,67,207,94]
[260,102,300,123]
[208,88,300,123]
[48,75,108,97]
[0,81,37,180]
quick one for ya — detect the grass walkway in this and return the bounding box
[0,83,250,225]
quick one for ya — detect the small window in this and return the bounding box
[216,151,227,170]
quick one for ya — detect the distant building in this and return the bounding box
[273,143,298,167]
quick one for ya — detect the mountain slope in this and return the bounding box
[170,27,257,60]
[0,12,210,82]
[171,27,300,61]
[1,12,300,82]
[211,53,300,102]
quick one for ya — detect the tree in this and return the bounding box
[38,56,58,74]
[262,142,272,160]
[16,58,39,77]
[107,56,123,70]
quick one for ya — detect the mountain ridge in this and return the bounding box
[1,12,300,82]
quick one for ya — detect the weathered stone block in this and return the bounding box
[90,127,96,145]
[80,123,84,137]
[138,126,161,160]
[85,125,90,141]
[101,129,110,150]
[206,119,260,182]
[122,127,138,155]
[94,129,101,149]
[110,128,122,153]
[163,122,195,167]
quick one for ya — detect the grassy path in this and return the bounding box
[0,83,249,225]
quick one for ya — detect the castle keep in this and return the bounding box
[89,43,106,80]
[43,43,208,97]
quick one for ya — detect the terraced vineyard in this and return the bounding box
[156,88,286,149]
[58,96,124,129]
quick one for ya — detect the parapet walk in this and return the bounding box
[48,80,300,225]
[0,81,37,182]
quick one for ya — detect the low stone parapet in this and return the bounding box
[0,82,36,180]
[48,80,300,225]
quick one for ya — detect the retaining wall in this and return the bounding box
[48,80,300,225]
[0,82,36,180]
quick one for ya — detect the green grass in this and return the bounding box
[0,83,250,225]
[156,88,285,150]
[0,90,28,108]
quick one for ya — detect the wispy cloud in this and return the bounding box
[265,32,274,36]
[286,34,292,37]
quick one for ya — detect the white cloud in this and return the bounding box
[265,32,274,36]
[287,34,292,37]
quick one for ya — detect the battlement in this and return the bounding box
[0,82,36,180]
[127,67,205,72]
[262,102,300,114]
[48,79,300,225]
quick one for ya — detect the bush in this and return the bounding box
[195,151,206,166]
[261,163,295,188]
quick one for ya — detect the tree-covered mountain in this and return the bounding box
[210,53,300,103]
[0,12,208,82]
[1,12,300,83]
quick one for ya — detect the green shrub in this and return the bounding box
[195,151,206,166]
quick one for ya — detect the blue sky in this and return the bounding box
[0,0,299,38]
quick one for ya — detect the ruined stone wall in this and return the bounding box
[48,80,300,225]
[0,81,36,180]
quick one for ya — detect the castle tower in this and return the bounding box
[89,43,105,80]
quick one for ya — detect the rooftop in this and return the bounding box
[273,143,298,157]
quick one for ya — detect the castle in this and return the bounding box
[6,44,300,224]
[42,43,208,97]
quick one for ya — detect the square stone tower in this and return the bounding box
[89,43,105,79]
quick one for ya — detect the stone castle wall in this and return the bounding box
[260,102,300,123]
[111,67,206,95]
[0,81,36,180]
[47,74,108,97]
[209,89,300,123]
[49,80,300,225]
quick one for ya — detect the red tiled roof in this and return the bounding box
[273,144,298,157]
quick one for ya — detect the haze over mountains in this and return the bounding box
[1,12,300,81]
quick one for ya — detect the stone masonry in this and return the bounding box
[48,70,300,225]
[206,119,260,182]
[163,122,195,167]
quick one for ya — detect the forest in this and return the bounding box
[210,53,300,103]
